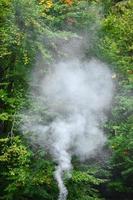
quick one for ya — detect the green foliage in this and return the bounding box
[0,0,75,134]
[97,0,133,197]
[0,0,133,199]
[107,104,133,193]
[0,137,104,200]
[99,0,133,74]
[0,136,58,200]
[67,167,105,200]
[109,130,133,192]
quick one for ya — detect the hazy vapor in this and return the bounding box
[22,58,114,200]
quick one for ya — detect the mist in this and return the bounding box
[21,51,114,199]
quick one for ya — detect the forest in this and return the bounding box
[0,0,133,200]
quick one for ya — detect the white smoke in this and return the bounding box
[21,58,114,200]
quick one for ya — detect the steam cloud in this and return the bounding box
[22,58,114,200]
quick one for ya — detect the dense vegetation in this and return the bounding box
[0,0,133,199]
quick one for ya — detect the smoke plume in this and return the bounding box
[22,56,114,200]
